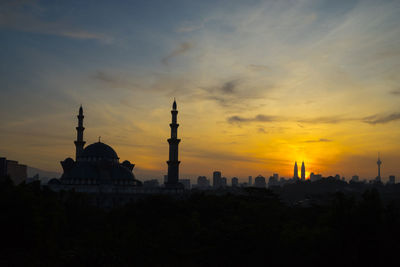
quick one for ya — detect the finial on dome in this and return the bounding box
[98,136,101,143]
[172,98,177,110]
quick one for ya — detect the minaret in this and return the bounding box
[301,161,305,181]
[294,161,299,180]
[166,99,181,187]
[74,105,86,160]
[377,153,382,182]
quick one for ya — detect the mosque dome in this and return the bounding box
[81,142,119,160]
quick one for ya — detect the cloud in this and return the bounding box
[362,113,400,124]
[176,19,207,33]
[220,80,239,94]
[304,138,332,143]
[92,71,117,84]
[258,127,267,134]
[227,114,278,124]
[162,42,193,65]
[0,0,111,42]
[389,88,400,95]
[298,116,354,124]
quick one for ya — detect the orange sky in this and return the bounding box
[0,0,399,182]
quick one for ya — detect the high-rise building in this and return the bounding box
[268,175,279,187]
[166,99,182,188]
[293,162,299,180]
[248,176,252,186]
[301,161,305,181]
[0,157,27,185]
[389,175,395,184]
[376,153,382,182]
[221,177,227,187]
[213,171,222,188]
[231,177,239,187]
[254,175,266,188]
[351,175,359,182]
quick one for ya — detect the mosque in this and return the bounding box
[48,106,142,193]
[48,100,183,201]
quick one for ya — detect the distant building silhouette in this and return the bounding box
[197,176,210,188]
[351,175,359,182]
[166,99,183,188]
[213,171,222,188]
[248,176,252,186]
[268,174,279,187]
[389,175,395,184]
[231,177,239,187]
[179,179,191,190]
[293,162,299,180]
[221,177,227,187]
[0,157,27,184]
[376,153,382,182]
[310,172,322,182]
[143,179,160,188]
[254,175,266,188]
[301,161,305,181]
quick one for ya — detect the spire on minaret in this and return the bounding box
[294,161,299,180]
[166,99,182,188]
[74,105,86,160]
[172,98,177,110]
[377,153,382,182]
[301,161,305,181]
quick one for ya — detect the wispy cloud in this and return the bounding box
[362,113,400,124]
[162,42,193,65]
[298,116,355,124]
[0,0,111,42]
[227,114,278,124]
[303,138,332,143]
[220,80,239,94]
[389,88,400,95]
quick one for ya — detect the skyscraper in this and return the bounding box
[376,153,382,182]
[166,99,182,188]
[213,171,222,188]
[301,161,305,181]
[293,162,299,180]
[232,177,239,187]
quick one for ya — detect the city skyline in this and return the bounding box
[1,0,400,180]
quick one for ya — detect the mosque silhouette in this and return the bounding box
[48,100,183,202]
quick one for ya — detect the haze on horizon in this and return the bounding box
[1,0,400,181]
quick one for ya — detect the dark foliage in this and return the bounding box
[1,177,399,267]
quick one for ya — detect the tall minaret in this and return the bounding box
[74,105,86,160]
[294,161,299,180]
[301,161,305,181]
[377,153,382,182]
[166,99,181,187]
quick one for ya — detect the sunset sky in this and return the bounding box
[1,0,400,182]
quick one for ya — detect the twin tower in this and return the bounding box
[294,161,306,181]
